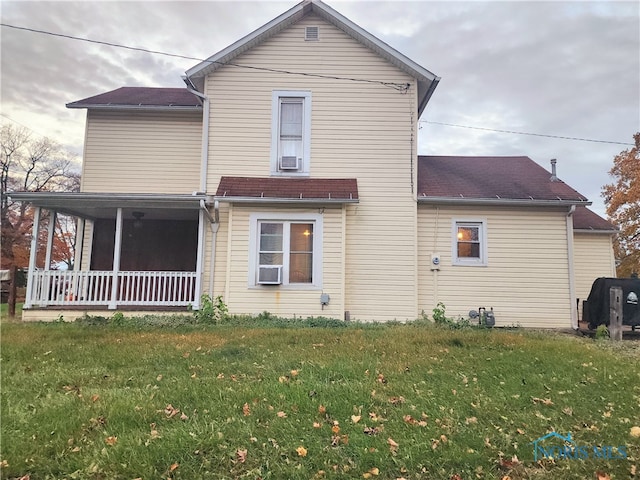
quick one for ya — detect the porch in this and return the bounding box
[9,192,218,314]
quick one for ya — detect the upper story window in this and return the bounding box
[271,91,311,176]
[452,219,487,266]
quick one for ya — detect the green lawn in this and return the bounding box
[0,302,23,320]
[1,320,638,479]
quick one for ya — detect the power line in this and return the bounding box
[2,23,633,146]
[421,120,634,146]
[0,23,410,92]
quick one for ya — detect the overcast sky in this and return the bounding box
[1,0,638,217]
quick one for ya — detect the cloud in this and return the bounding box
[1,0,638,216]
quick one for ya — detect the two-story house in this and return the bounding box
[12,0,616,328]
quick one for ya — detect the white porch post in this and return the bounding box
[44,210,57,270]
[73,218,85,270]
[109,208,123,309]
[194,208,206,309]
[24,206,41,309]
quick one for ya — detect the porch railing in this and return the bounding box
[27,270,198,308]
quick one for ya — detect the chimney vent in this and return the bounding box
[550,158,558,182]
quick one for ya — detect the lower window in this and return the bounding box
[453,220,487,266]
[250,213,322,287]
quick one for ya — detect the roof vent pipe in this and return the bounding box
[550,158,558,182]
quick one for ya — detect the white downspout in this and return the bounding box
[187,81,214,305]
[185,85,210,193]
[566,205,577,329]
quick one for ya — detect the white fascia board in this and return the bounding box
[184,0,440,105]
[66,104,201,111]
[417,196,592,208]
[185,1,308,80]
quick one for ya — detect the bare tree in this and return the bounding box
[1,124,81,269]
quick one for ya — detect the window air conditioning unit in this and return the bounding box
[279,156,300,170]
[258,266,282,285]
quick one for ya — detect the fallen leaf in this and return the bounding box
[164,404,180,418]
[630,465,636,476]
[499,455,520,469]
[387,437,399,453]
[0,460,7,468]
[291,369,299,377]
[278,376,290,383]
[105,436,117,446]
[595,471,611,480]
[388,396,405,406]
[243,402,251,416]
[296,446,308,457]
[332,425,341,434]
[236,449,247,463]
[313,422,322,428]
[451,475,463,480]
[318,405,326,415]
[71,446,81,452]
[180,412,188,421]
[377,373,387,384]
[351,415,361,424]
[91,394,100,403]
[531,397,553,406]
[217,373,224,379]
[364,426,382,435]
[562,407,573,416]
[169,462,179,472]
[277,411,287,418]
[465,417,477,425]
[156,374,163,381]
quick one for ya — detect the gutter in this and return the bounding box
[65,104,201,111]
[214,196,359,205]
[418,196,591,208]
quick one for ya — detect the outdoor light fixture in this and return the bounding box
[132,211,145,229]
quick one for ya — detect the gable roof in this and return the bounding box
[184,0,439,116]
[573,206,617,232]
[67,87,202,110]
[215,176,358,204]
[417,155,590,207]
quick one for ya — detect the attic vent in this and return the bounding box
[305,26,319,41]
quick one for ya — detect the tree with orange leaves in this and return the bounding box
[1,124,80,270]
[602,132,640,277]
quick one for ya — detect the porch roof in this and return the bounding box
[8,192,209,220]
[214,176,359,204]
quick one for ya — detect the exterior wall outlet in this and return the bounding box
[431,253,441,271]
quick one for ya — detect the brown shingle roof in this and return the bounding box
[417,156,588,203]
[573,206,617,231]
[215,177,358,203]
[67,87,201,109]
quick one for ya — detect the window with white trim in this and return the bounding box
[249,213,322,287]
[452,220,487,266]
[271,91,311,175]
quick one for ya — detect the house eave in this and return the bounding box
[184,0,439,111]
[573,228,618,235]
[66,104,202,111]
[8,192,210,220]
[417,196,591,208]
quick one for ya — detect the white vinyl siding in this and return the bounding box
[573,233,616,319]
[419,206,572,328]
[81,110,202,194]
[206,14,418,321]
[221,205,342,318]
